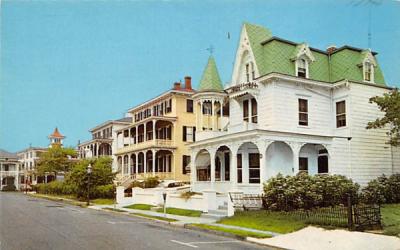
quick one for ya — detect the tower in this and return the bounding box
[48,127,65,148]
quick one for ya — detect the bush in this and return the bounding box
[361,174,400,204]
[263,173,359,211]
[92,184,115,199]
[143,177,160,188]
[2,184,16,192]
[35,181,76,196]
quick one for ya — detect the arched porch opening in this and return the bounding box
[146,121,154,141]
[138,152,144,173]
[130,154,136,175]
[137,124,144,143]
[155,120,173,140]
[130,127,136,144]
[155,150,173,173]
[265,141,293,179]
[145,150,153,173]
[215,145,231,181]
[195,149,211,181]
[299,144,329,174]
[238,142,260,184]
[99,143,112,156]
[123,155,129,175]
[117,156,122,173]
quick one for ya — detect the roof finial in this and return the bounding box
[206,45,214,55]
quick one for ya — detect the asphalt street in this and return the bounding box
[0,192,270,250]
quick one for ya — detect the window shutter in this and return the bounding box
[183,126,187,141]
[193,127,196,142]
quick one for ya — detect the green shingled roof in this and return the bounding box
[199,56,223,91]
[244,22,386,85]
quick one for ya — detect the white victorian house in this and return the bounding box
[190,23,400,194]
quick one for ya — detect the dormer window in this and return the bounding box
[364,61,373,82]
[297,59,307,78]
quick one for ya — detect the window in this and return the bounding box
[249,153,260,183]
[166,99,172,113]
[251,98,258,123]
[202,102,212,115]
[186,99,193,113]
[245,63,250,82]
[237,154,242,183]
[182,155,191,174]
[182,126,196,142]
[251,62,255,80]
[243,100,249,122]
[299,157,308,173]
[336,101,346,128]
[297,59,307,78]
[298,99,308,126]
[364,61,372,82]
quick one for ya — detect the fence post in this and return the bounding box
[347,195,353,230]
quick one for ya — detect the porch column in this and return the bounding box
[97,143,100,157]
[229,144,240,191]
[190,150,197,185]
[153,120,156,142]
[220,100,224,131]
[248,98,251,123]
[135,126,138,144]
[152,149,156,176]
[242,152,249,184]
[128,129,131,145]
[135,154,139,174]
[220,154,225,181]
[256,140,269,189]
[209,147,217,188]
[195,101,199,133]
[289,142,302,175]
[143,152,147,174]
[128,154,131,175]
[144,124,147,141]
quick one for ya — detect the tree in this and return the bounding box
[367,88,400,146]
[36,146,77,178]
[67,157,115,198]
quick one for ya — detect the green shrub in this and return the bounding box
[2,184,16,191]
[34,181,76,195]
[263,173,359,211]
[92,184,115,199]
[143,177,159,188]
[361,174,400,204]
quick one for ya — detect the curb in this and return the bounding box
[27,193,87,207]
[183,224,246,240]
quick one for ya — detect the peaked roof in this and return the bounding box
[0,149,18,159]
[198,56,223,91]
[49,127,65,138]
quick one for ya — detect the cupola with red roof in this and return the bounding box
[48,127,65,147]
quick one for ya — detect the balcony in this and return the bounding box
[116,139,176,155]
[226,82,259,99]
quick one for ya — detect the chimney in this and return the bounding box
[173,82,181,90]
[184,76,192,90]
[326,45,337,54]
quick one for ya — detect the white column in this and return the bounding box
[128,129,131,145]
[230,145,239,190]
[135,127,138,144]
[195,101,199,132]
[135,154,139,174]
[209,148,216,188]
[243,152,249,184]
[144,124,147,141]
[152,150,156,176]
[143,152,147,174]
[190,150,197,186]
[153,121,156,142]
[220,100,224,131]
[220,154,225,181]
[97,143,100,157]
[128,155,131,175]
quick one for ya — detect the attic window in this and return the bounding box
[245,63,250,82]
[297,59,307,78]
[364,61,373,82]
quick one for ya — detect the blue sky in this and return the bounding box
[1,0,399,152]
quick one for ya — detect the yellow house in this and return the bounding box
[115,77,196,184]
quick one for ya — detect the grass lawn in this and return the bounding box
[91,198,115,205]
[130,213,177,222]
[190,224,272,238]
[381,203,400,237]
[124,204,154,210]
[218,210,307,234]
[156,207,202,217]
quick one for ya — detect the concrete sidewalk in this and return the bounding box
[248,226,400,250]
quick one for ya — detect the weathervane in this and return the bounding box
[206,45,214,55]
